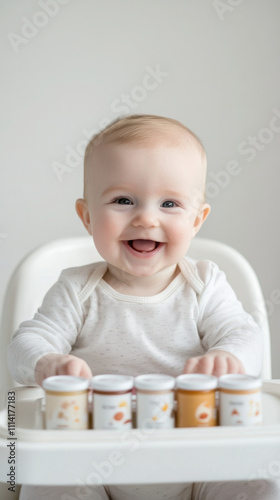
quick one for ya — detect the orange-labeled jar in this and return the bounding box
[176,374,218,427]
[219,374,262,426]
[91,374,134,430]
[42,376,89,430]
[135,374,175,429]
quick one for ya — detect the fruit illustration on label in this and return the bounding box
[150,399,171,424]
[58,411,67,420]
[109,398,132,426]
[195,402,212,424]
[114,411,124,421]
[118,400,127,408]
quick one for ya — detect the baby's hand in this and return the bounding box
[35,353,93,386]
[183,350,245,378]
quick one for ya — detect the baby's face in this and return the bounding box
[79,142,209,278]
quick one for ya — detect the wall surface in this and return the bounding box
[1,0,280,376]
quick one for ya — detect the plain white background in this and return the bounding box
[1,0,280,377]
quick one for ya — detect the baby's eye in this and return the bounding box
[161,200,177,208]
[114,197,133,205]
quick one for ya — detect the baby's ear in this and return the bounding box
[192,203,211,236]
[75,198,92,235]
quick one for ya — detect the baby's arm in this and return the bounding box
[8,268,89,386]
[35,353,93,386]
[188,260,263,376]
[183,350,245,377]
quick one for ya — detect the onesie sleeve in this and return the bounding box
[7,269,84,385]
[196,260,263,376]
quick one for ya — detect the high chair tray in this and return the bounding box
[0,380,280,485]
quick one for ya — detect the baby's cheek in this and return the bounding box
[169,220,193,247]
[92,215,121,258]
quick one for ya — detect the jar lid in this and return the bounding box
[176,374,218,391]
[218,374,262,390]
[42,375,89,392]
[135,374,175,391]
[90,374,134,392]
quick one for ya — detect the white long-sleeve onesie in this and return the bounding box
[8,257,262,385]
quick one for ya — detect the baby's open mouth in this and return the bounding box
[128,240,160,253]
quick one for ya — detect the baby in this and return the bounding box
[8,115,279,499]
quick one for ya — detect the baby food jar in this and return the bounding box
[42,376,89,430]
[218,374,262,426]
[176,374,218,427]
[135,374,175,429]
[91,374,134,430]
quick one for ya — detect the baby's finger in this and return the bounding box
[225,356,245,374]
[212,355,227,377]
[196,355,214,375]
[225,356,239,374]
[60,358,82,377]
[235,359,245,374]
[79,362,93,380]
[183,357,199,373]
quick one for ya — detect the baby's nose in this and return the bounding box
[131,208,160,228]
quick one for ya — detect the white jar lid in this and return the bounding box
[218,374,262,390]
[135,374,175,391]
[42,375,89,392]
[176,374,218,391]
[90,374,134,392]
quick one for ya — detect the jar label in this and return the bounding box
[45,392,88,430]
[219,390,262,426]
[137,391,174,429]
[177,390,217,427]
[93,393,132,429]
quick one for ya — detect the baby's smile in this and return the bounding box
[123,239,164,255]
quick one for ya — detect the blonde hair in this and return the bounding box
[83,114,206,198]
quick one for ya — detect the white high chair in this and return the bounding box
[0,237,278,500]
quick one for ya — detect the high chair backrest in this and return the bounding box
[0,236,271,409]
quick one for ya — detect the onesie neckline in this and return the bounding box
[98,272,186,303]
[77,257,204,305]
